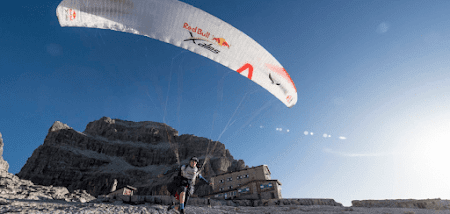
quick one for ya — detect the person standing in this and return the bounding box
[168,157,213,214]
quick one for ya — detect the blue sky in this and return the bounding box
[1,0,450,206]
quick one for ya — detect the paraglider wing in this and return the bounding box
[56,0,297,107]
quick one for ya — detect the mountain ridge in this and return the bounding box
[17,117,247,197]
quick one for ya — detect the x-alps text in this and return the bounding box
[184,32,220,54]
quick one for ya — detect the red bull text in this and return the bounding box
[183,23,210,39]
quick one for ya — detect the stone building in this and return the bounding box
[108,185,137,198]
[207,165,282,200]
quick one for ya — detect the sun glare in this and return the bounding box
[394,112,450,197]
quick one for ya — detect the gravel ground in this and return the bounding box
[1,200,450,214]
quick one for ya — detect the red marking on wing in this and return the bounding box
[265,64,296,92]
[213,37,230,48]
[222,41,229,47]
[237,63,253,80]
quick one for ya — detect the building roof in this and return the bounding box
[126,185,137,191]
[213,165,270,177]
[114,185,137,191]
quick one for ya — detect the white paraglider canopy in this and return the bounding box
[56,0,297,107]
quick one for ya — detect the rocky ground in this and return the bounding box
[1,200,450,214]
[1,168,449,213]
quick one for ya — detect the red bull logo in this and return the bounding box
[212,37,230,48]
[286,95,293,103]
[183,22,231,50]
[71,9,76,21]
[65,8,76,21]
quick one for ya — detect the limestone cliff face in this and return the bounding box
[17,117,247,197]
[0,133,9,172]
[1,132,96,203]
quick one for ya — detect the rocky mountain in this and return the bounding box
[17,117,247,197]
[0,132,96,203]
[0,133,9,172]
